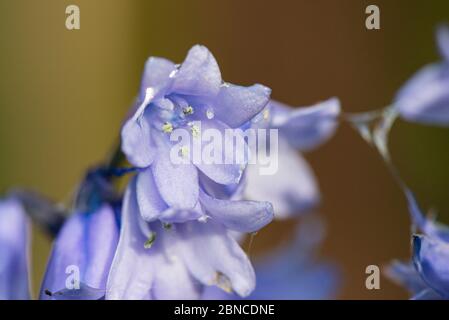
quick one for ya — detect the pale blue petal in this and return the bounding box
[106,179,156,299]
[194,119,247,185]
[151,139,199,209]
[202,217,339,300]
[139,57,176,101]
[395,63,449,126]
[213,84,271,128]
[150,224,202,300]
[136,168,167,222]
[177,220,255,297]
[384,261,427,295]
[171,45,222,97]
[123,57,176,167]
[244,139,319,218]
[199,189,273,233]
[82,206,119,288]
[158,202,203,223]
[106,179,201,299]
[199,171,245,201]
[121,109,156,168]
[270,98,341,150]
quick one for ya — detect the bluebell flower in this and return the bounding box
[0,196,30,300]
[244,98,341,218]
[107,46,275,299]
[121,45,272,222]
[201,216,340,300]
[411,234,449,299]
[39,205,119,300]
[386,190,449,299]
[395,25,449,126]
[386,242,449,300]
[106,176,270,299]
[40,171,120,300]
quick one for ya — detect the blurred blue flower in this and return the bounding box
[40,171,120,300]
[244,98,341,218]
[395,25,449,126]
[385,261,430,298]
[386,190,449,300]
[202,216,340,300]
[121,45,272,223]
[39,205,119,300]
[106,176,268,299]
[0,197,30,300]
[411,234,449,299]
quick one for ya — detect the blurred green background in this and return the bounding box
[0,0,448,299]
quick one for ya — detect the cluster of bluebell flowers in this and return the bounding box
[3,24,448,300]
[0,45,340,300]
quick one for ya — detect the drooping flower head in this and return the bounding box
[386,190,449,299]
[107,45,275,299]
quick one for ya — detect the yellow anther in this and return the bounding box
[214,272,233,293]
[183,106,194,115]
[162,223,172,230]
[162,122,173,133]
[144,232,156,249]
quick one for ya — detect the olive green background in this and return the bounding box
[0,0,448,299]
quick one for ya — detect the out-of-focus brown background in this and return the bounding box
[0,0,448,299]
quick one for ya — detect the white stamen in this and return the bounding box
[206,108,215,119]
[198,215,209,223]
[169,69,178,78]
[263,109,270,120]
[133,87,155,121]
